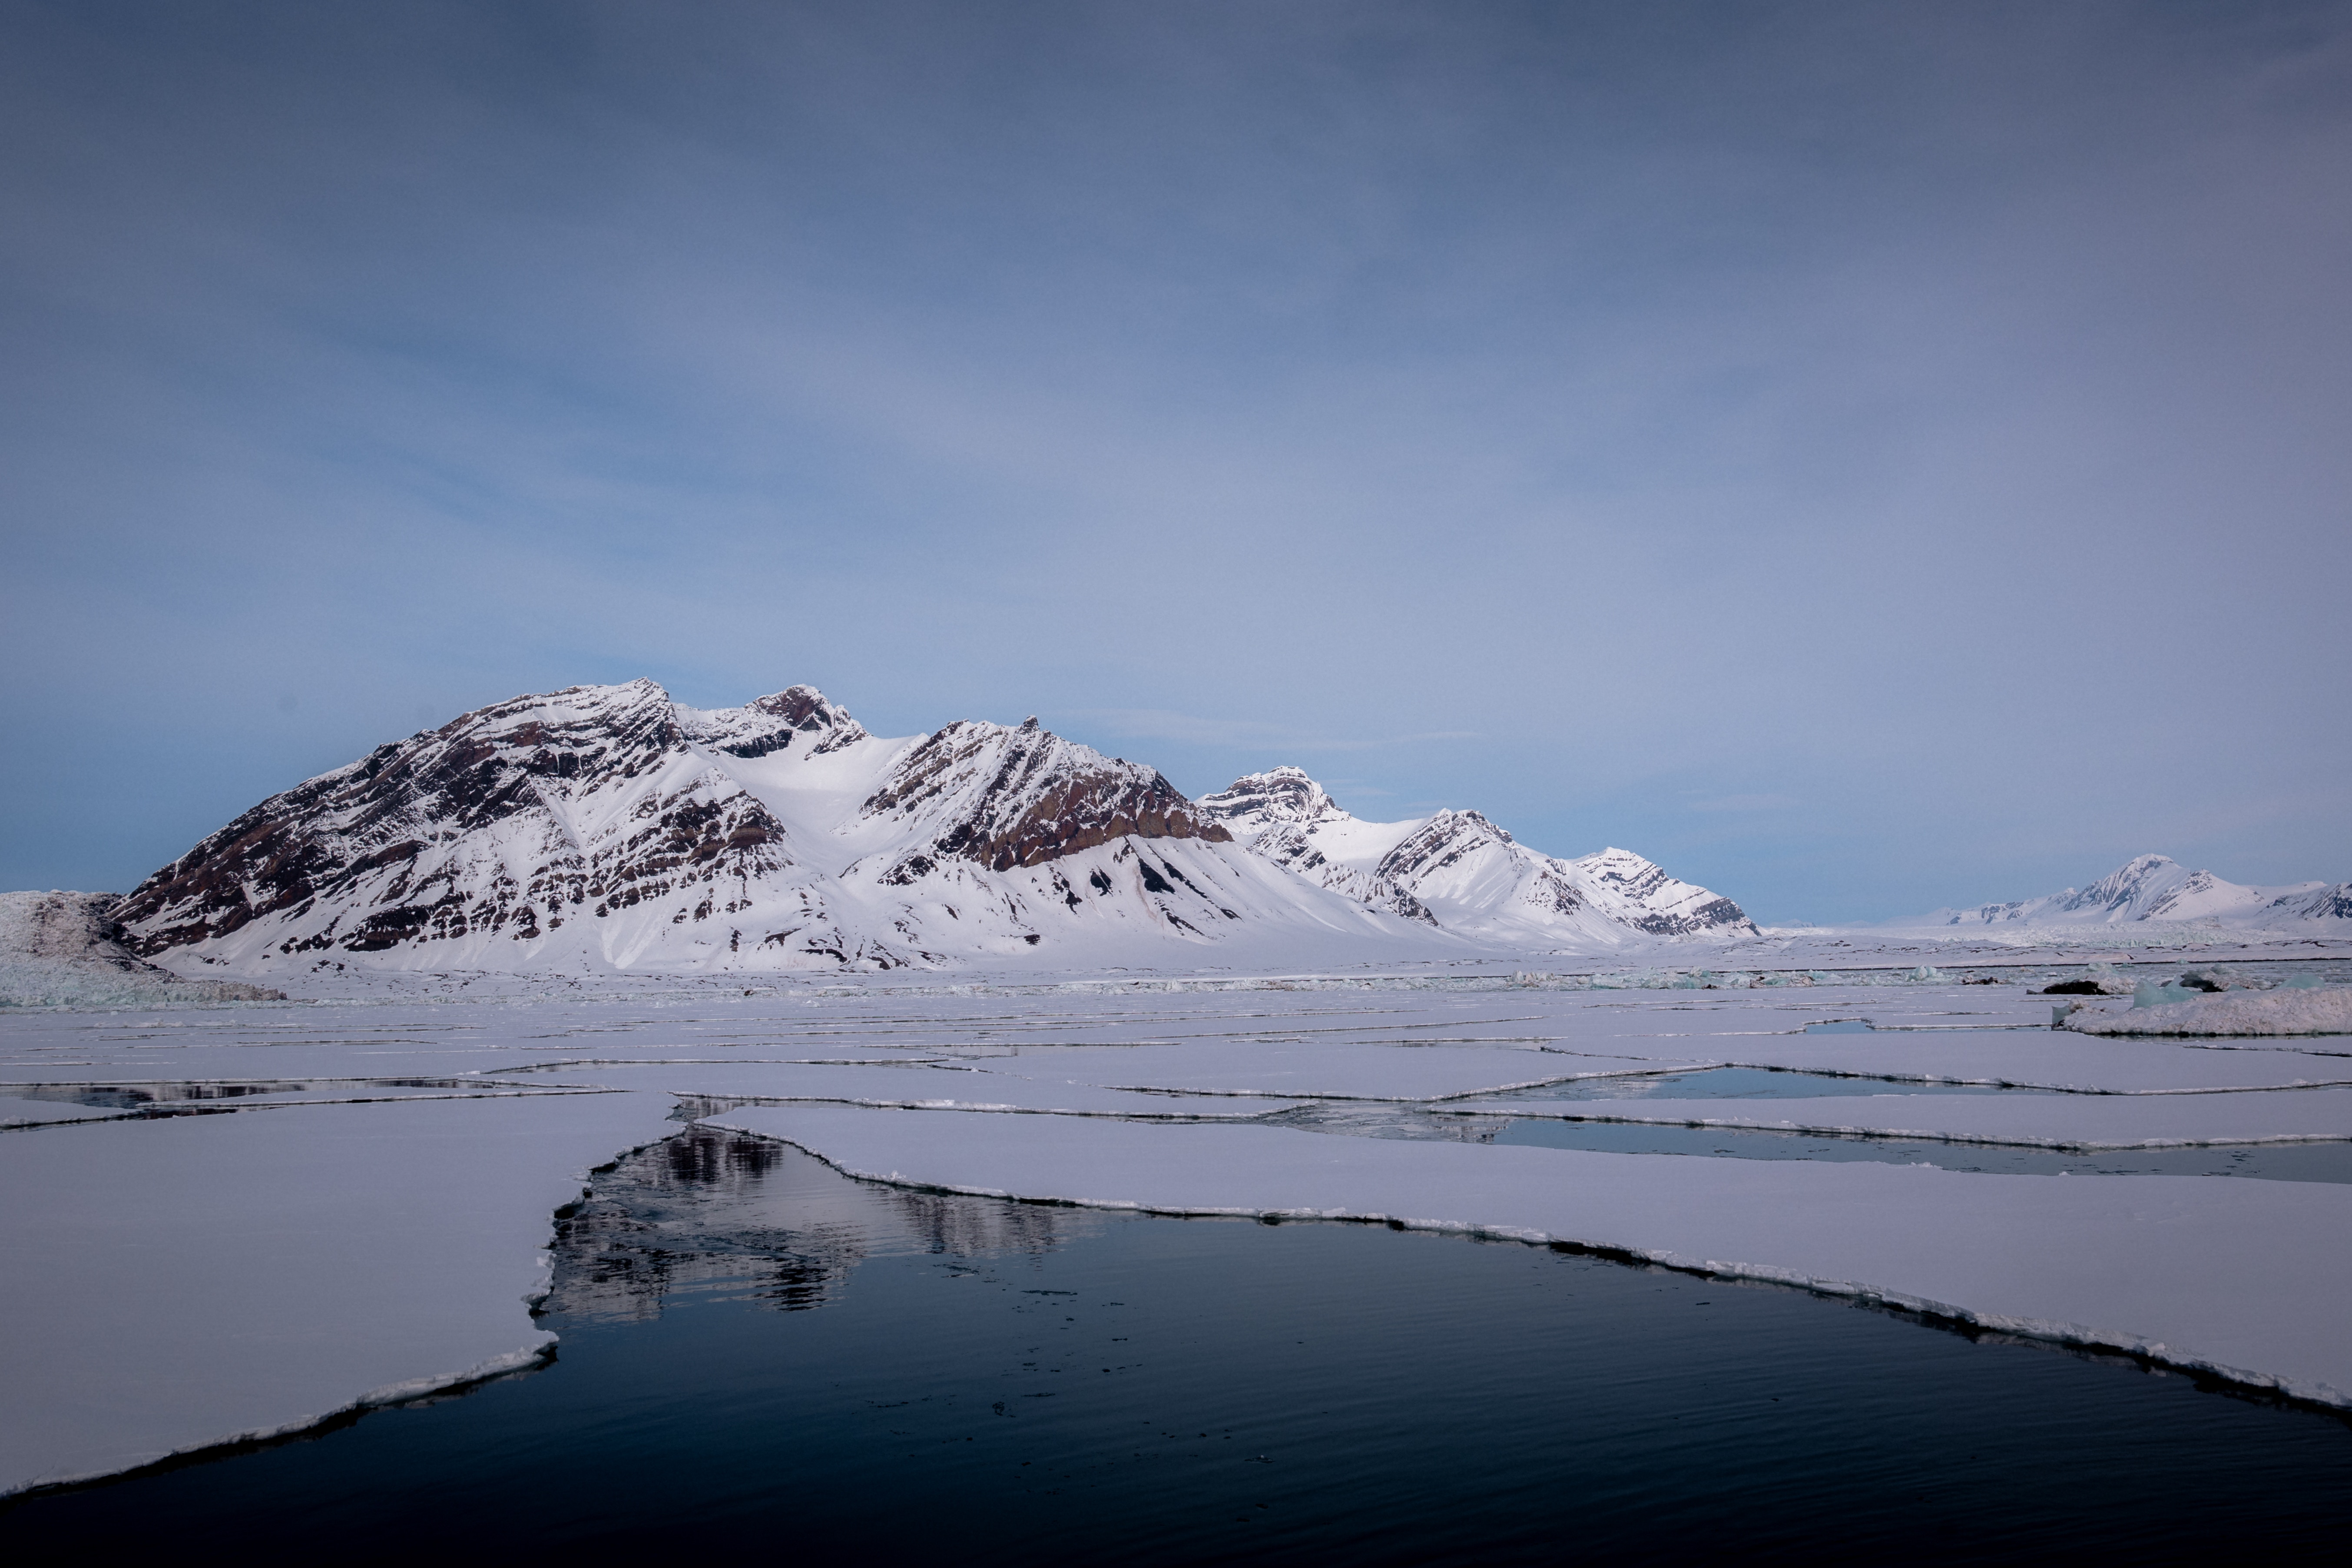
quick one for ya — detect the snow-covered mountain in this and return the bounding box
[111,682,1450,976]
[1197,766,1756,948]
[1893,854,2352,935]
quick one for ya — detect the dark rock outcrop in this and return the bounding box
[115,680,795,959]
[861,719,1231,873]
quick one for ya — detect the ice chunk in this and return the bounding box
[2068,987,2352,1038]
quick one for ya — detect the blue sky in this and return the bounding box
[4,0,2348,922]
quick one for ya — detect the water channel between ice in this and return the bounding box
[7,1126,2348,1561]
[1251,1059,2352,1183]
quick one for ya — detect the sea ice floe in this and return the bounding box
[709,1104,2352,1408]
[2066,988,2352,1038]
[1431,1088,2352,1150]
[1601,1030,2352,1094]
[0,1090,679,1498]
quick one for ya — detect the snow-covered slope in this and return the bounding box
[1197,766,1755,948]
[1893,855,2352,938]
[112,684,1448,977]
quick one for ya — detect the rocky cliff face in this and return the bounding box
[1196,766,1338,832]
[1199,767,1756,946]
[116,679,802,959]
[861,718,1229,878]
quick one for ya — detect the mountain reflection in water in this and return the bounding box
[543,1125,1101,1324]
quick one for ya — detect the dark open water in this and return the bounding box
[7,1127,2349,1561]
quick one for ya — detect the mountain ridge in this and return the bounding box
[1198,765,1757,946]
[106,683,1758,975]
[1885,853,2352,935]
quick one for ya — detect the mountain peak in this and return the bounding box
[2061,854,2193,916]
[686,684,868,759]
[1197,767,1347,838]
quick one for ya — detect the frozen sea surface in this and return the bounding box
[5,966,2351,1504]
[8,1131,2347,1563]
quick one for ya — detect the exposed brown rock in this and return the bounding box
[862,720,1231,874]
[115,680,792,958]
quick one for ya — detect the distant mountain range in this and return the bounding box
[107,680,1754,975]
[1199,767,1754,947]
[1885,854,2352,936]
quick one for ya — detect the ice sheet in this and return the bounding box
[0,1091,679,1498]
[1436,1089,2352,1150]
[711,1105,2352,1408]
